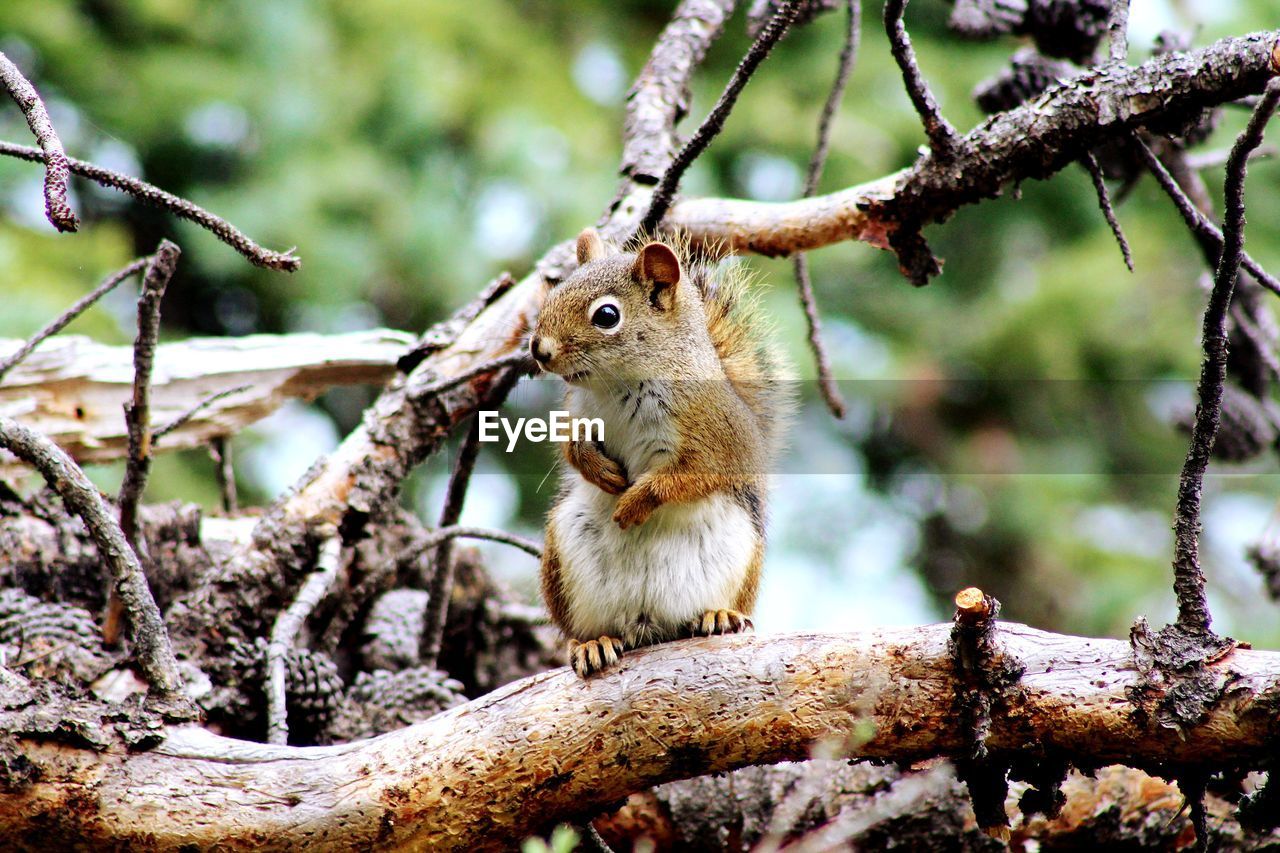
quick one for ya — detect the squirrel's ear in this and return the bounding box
[576,228,606,265]
[633,242,681,311]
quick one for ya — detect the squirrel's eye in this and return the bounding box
[591,303,620,330]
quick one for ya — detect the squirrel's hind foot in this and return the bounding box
[569,636,625,678]
[691,609,753,637]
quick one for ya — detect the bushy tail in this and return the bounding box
[689,258,796,457]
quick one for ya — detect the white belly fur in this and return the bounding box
[552,475,756,643]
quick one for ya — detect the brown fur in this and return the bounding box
[534,229,792,673]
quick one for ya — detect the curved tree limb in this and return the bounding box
[2,623,1278,850]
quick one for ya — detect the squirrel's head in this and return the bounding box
[531,228,704,383]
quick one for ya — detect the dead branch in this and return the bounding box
[1172,78,1280,634]
[0,417,186,700]
[0,141,300,270]
[884,0,963,161]
[0,257,149,384]
[667,30,1280,279]
[0,329,413,474]
[621,0,738,184]
[420,418,484,669]
[639,0,802,234]
[1081,150,1133,271]
[118,241,181,553]
[267,533,342,745]
[2,623,1278,850]
[794,0,859,419]
[0,52,77,232]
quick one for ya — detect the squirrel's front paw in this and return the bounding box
[612,485,659,530]
[691,609,753,637]
[569,636,625,677]
[584,457,628,495]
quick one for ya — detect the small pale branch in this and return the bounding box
[3,624,1278,850]
[210,436,238,513]
[118,241,180,553]
[420,418,485,669]
[884,0,963,161]
[410,524,544,560]
[0,256,149,384]
[1131,137,1280,296]
[0,52,78,232]
[0,417,185,699]
[1171,78,1280,633]
[1081,151,1133,271]
[794,0,859,419]
[266,533,343,746]
[621,0,738,183]
[1107,0,1130,65]
[638,0,803,234]
[152,385,253,442]
[0,329,413,475]
[0,141,299,271]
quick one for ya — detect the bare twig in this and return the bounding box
[0,52,78,232]
[0,256,148,384]
[1081,151,1133,271]
[1107,0,1129,64]
[414,351,532,400]
[420,417,484,669]
[884,0,963,161]
[1132,136,1280,296]
[267,533,342,746]
[152,384,253,443]
[107,241,180,647]
[210,437,238,514]
[0,141,300,271]
[638,0,803,234]
[409,525,544,561]
[1171,78,1280,633]
[118,241,180,553]
[794,0,859,419]
[0,416,186,699]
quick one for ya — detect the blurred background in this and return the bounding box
[1,0,1278,646]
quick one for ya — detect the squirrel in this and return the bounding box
[531,227,792,677]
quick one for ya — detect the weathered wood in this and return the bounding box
[0,329,413,475]
[2,623,1277,851]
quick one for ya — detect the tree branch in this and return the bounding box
[621,0,739,184]
[3,623,1277,850]
[667,30,1280,281]
[1171,78,1280,633]
[638,0,802,234]
[0,417,186,700]
[0,141,300,271]
[0,256,149,384]
[0,52,78,232]
[884,0,963,161]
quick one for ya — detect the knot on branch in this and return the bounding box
[1127,617,1241,733]
[948,587,1025,837]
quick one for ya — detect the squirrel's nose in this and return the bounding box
[531,335,555,367]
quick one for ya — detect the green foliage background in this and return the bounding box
[2,1,1278,644]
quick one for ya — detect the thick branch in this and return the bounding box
[2,624,1277,850]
